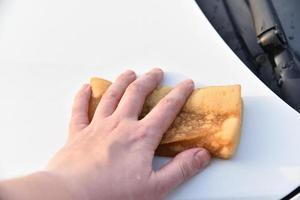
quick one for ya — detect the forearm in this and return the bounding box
[0,171,79,200]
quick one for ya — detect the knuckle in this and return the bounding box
[127,82,145,94]
[162,97,182,108]
[136,127,149,139]
[153,180,168,199]
[135,132,147,141]
[105,89,119,101]
[130,126,149,142]
[178,161,192,181]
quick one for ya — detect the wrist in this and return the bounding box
[0,171,88,200]
[40,170,89,200]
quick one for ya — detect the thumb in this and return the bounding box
[155,148,210,194]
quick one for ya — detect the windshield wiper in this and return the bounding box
[249,0,300,112]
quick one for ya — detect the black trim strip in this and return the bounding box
[281,185,300,200]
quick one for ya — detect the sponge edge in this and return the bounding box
[88,78,111,120]
[88,77,243,159]
[156,111,243,159]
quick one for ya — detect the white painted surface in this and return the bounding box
[0,0,299,199]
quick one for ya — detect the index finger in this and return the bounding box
[141,79,194,148]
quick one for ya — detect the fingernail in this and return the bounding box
[152,67,163,71]
[194,148,211,168]
[184,79,194,88]
[124,70,135,76]
[82,84,89,89]
[151,67,163,74]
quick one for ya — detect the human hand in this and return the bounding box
[39,69,211,200]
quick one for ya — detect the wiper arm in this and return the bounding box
[248,0,300,112]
